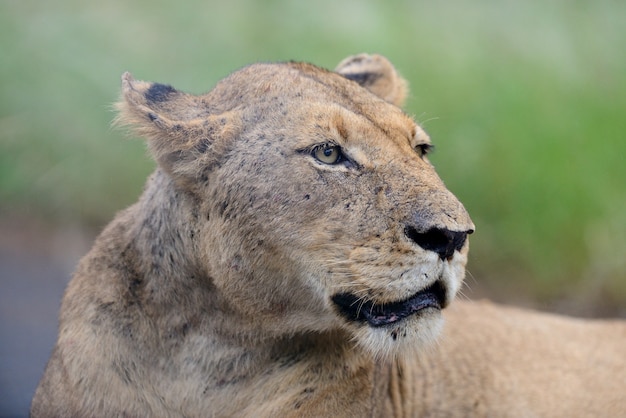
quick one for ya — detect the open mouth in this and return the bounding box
[332,280,446,327]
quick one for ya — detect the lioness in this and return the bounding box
[32,54,625,417]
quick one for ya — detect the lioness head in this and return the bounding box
[117,54,474,358]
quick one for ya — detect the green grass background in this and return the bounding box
[1,0,625,314]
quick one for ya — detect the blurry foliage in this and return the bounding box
[1,0,625,311]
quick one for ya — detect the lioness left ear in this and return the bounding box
[115,72,240,187]
[335,53,408,107]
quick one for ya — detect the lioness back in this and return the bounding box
[31,54,625,417]
[400,301,626,417]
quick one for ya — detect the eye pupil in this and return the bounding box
[313,144,342,164]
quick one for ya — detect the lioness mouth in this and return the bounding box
[332,280,446,327]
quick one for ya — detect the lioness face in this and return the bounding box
[118,54,474,358]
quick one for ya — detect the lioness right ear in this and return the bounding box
[335,54,408,107]
[115,72,240,185]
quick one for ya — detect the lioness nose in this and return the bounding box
[404,226,473,260]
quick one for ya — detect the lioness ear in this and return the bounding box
[115,72,240,185]
[335,54,408,107]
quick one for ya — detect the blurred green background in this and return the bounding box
[1,0,625,315]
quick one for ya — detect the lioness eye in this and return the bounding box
[313,144,343,164]
[415,143,433,157]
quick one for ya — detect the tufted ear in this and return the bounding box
[335,54,408,107]
[115,72,241,186]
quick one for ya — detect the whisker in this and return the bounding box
[464,269,478,286]
[354,294,375,318]
[331,283,367,290]
[456,288,471,302]
[417,115,440,126]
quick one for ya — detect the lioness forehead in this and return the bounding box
[210,61,422,144]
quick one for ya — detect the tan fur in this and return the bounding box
[31,54,625,417]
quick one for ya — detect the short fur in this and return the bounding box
[32,54,625,417]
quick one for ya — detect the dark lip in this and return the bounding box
[332,280,447,327]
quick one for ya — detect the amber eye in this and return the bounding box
[313,144,343,164]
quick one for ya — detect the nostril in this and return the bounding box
[404,226,468,260]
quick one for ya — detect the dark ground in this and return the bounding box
[0,219,93,418]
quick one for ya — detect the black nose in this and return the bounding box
[404,226,472,260]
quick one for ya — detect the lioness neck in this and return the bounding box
[103,169,266,340]
[55,171,403,417]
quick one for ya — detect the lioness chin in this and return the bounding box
[32,54,625,418]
